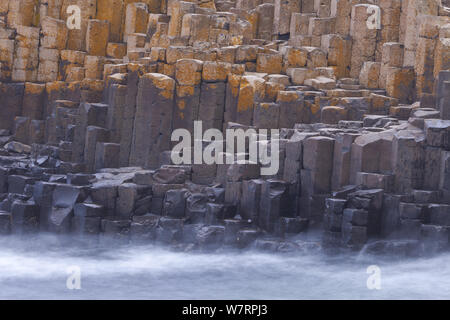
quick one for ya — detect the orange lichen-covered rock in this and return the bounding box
[321,106,348,124]
[202,61,232,82]
[175,58,203,86]
[385,67,416,104]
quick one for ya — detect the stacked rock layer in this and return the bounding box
[0,0,449,253]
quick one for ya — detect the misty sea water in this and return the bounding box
[0,235,449,299]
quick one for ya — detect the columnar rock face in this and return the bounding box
[0,0,449,253]
[350,4,377,78]
[129,72,175,168]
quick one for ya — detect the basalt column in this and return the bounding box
[129,73,175,169]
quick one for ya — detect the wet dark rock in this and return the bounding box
[276,241,301,253]
[259,179,292,232]
[72,216,101,236]
[362,240,424,257]
[325,198,347,214]
[205,203,225,224]
[150,196,163,215]
[162,188,188,218]
[4,141,31,154]
[100,219,131,244]
[341,223,367,249]
[347,189,383,235]
[23,184,34,197]
[90,181,119,215]
[0,167,8,193]
[196,225,225,250]
[8,175,34,195]
[182,223,205,244]
[45,184,82,233]
[134,195,152,215]
[49,175,66,184]
[343,208,368,226]
[413,190,441,204]
[223,204,238,219]
[74,203,105,217]
[52,184,82,208]
[33,181,57,229]
[0,135,12,148]
[130,214,160,243]
[428,204,450,226]
[348,189,383,210]
[116,183,140,218]
[381,194,402,238]
[153,167,187,184]
[277,217,309,237]
[67,173,95,186]
[240,179,263,222]
[236,229,261,248]
[11,200,39,234]
[186,193,209,223]
[294,240,322,254]
[0,193,29,212]
[323,213,343,232]
[0,211,11,234]
[399,202,427,220]
[224,219,250,245]
[47,206,73,233]
[399,219,422,240]
[152,183,184,198]
[204,186,225,203]
[226,162,260,182]
[420,224,450,253]
[133,170,155,185]
[0,130,11,136]
[156,217,184,244]
[322,230,342,248]
[332,185,359,199]
[254,239,280,252]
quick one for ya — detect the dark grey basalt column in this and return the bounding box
[129,73,175,169]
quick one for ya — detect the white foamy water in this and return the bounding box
[0,235,449,299]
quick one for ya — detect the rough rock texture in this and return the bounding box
[0,0,448,253]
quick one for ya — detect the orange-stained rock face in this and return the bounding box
[175,58,203,86]
[143,72,175,98]
[202,61,232,82]
[386,67,416,103]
